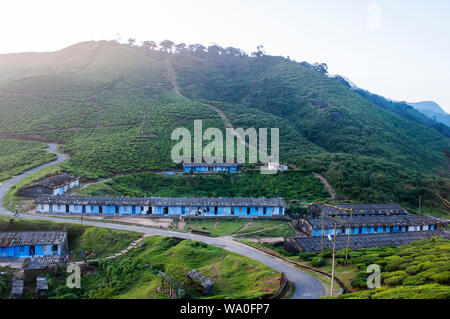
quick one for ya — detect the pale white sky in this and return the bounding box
[1,0,449,112]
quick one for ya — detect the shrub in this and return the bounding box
[297,252,315,261]
[310,257,324,267]
[402,274,426,286]
[430,271,450,284]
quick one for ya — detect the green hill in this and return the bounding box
[0,40,448,214]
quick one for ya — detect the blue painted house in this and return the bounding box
[36,195,285,217]
[297,214,446,237]
[183,162,242,173]
[0,231,68,258]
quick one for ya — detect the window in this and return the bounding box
[52,245,58,252]
[163,207,168,214]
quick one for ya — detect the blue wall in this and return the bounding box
[309,224,438,236]
[184,166,239,173]
[37,203,283,217]
[0,244,63,258]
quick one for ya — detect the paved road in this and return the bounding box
[0,143,326,299]
[0,143,67,213]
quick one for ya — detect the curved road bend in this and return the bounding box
[0,143,326,299]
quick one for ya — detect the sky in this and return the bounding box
[1,0,449,112]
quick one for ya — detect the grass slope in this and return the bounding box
[0,139,56,182]
[45,236,280,299]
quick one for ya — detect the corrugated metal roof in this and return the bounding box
[36,195,286,207]
[292,230,450,253]
[305,214,446,229]
[23,174,78,190]
[187,270,213,288]
[0,231,67,248]
[309,203,409,216]
[11,279,23,295]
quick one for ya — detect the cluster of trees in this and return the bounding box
[124,38,266,58]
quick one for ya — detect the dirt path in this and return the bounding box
[75,178,112,194]
[74,234,149,264]
[312,172,337,200]
[164,59,248,148]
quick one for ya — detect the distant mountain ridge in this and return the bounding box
[407,101,450,127]
[336,76,450,137]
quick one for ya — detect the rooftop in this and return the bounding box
[290,230,450,253]
[308,203,409,216]
[23,174,78,190]
[0,231,67,248]
[36,195,286,207]
[36,276,48,291]
[11,279,23,295]
[304,214,446,229]
[187,270,214,288]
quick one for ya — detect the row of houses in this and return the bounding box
[182,161,288,173]
[297,214,446,236]
[35,195,286,217]
[286,203,449,253]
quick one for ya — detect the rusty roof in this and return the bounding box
[304,214,446,229]
[308,203,409,216]
[292,230,450,253]
[0,231,67,248]
[23,174,78,190]
[36,195,286,207]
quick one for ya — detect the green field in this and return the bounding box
[78,170,330,203]
[176,219,297,238]
[45,236,281,299]
[335,237,450,299]
[0,139,56,182]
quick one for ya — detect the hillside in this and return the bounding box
[408,101,450,128]
[0,40,448,213]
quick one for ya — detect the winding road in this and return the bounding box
[0,143,326,299]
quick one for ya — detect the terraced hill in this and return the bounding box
[0,40,448,214]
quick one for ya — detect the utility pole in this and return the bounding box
[330,215,338,296]
[321,206,325,253]
[345,209,353,261]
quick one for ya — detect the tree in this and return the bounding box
[159,40,174,53]
[207,44,224,55]
[142,40,157,51]
[313,62,328,74]
[175,43,187,53]
[128,38,136,46]
[224,46,245,57]
[188,43,206,54]
[251,45,265,58]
